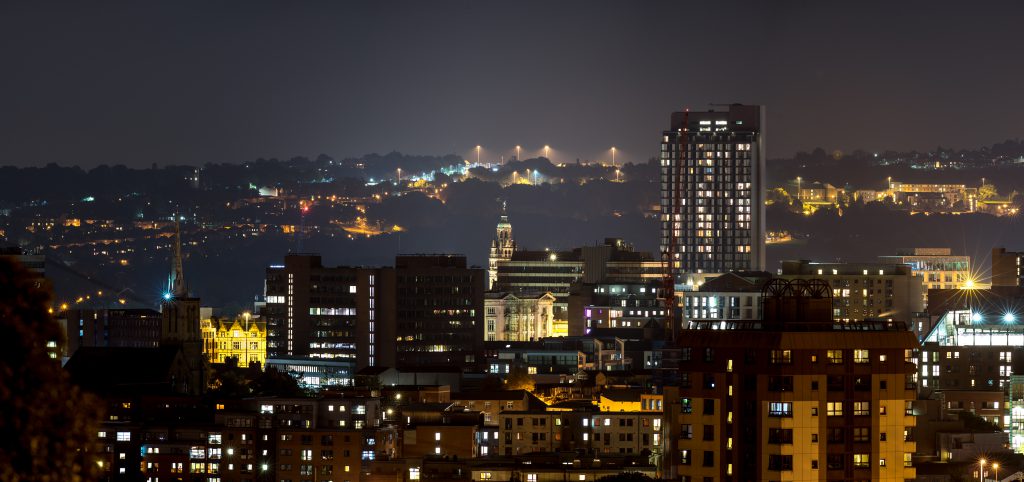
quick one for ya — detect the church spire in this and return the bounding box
[167,218,186,299]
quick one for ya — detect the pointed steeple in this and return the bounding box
[168,219,187,298]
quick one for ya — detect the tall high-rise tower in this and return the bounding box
[660,104,766,284]
[160,221,205,393]
[488,200,516,289]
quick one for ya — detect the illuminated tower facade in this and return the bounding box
[160,221,205,393]
[660,104,766,283]
[488,201,516,289]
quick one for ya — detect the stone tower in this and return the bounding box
[488,201,516,289]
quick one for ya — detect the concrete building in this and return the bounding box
[682,271,771,323]
[880,248,971,292]
[991,247,1024,287]
[668,279,919,481]
[778,260,926,322]
[659,104,766,282]
[263,254,395,370]
[484,291,556,341]
[394,254,485,369]
[567,281,666,337]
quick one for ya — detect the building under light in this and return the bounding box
[200,315,268,366]
[918,286,1024,451]
[880,248,972,295]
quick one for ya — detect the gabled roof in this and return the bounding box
[699,271,773,293]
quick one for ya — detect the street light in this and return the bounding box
[615,169,621,182]
[476,145,481,165]
[979,458,986,482]
[396,168,402,183]
[994,462,1000,482]
[796,176,802,201]
[611,147,617,167]
[515,145,521,161]
[544,145,550,160]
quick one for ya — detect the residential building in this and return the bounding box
[668,278,919,481]
[63,307,162,356]
[659,104,766,282]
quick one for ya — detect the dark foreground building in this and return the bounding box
[668,279,919,481]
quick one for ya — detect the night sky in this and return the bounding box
[3,1,1023,168]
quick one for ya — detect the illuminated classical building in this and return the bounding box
[484,291,556,341]
[201,315,267,366]
[668,279,919,481]
[659,104,766,283]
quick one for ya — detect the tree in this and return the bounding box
[504,363,535,392]
[0,257,102,482]
[596,472,657,482]
[979,183,998,200]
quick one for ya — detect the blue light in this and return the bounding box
[971,312,982,323]
[163,293,172,300]
[1005,313,1017,323]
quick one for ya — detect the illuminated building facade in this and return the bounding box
[200,316,267,366]
[659,104,766,282]
[394,255,485,369]
[668,280,919,481]
[778,260,926,322]
[918,287,1024,450]
[263,254,396,369]
[880,248,971,292]
[484,291,556,341]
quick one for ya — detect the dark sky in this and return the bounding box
[3,1,1023,168]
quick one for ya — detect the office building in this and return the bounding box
[659,104,766,282]
[263,254,395,370]
[991,247,1024,287]
[668,279,919,481]
[394,254,485,368]
[880,248,971,292]
[778,260,926,322]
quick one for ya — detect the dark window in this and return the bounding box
[768,376,793,392]
[768,455,793,471]
[703,425,714,441]
[826,454,844,470]
[703,399,715,415]
[767,428,793,444]
[702,451,714,467]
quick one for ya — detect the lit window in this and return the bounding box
[116,432,131,442]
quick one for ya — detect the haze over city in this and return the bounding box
[5,3,1024,482]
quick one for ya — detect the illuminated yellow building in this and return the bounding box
[200,315,267,366]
